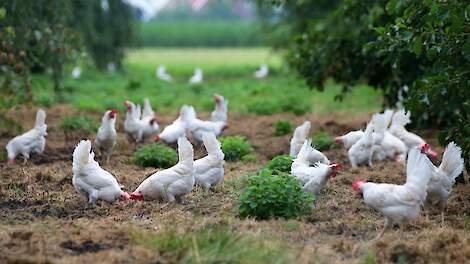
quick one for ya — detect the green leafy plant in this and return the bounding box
[274,120,292,136]
[312,132,333,151]
[238,169,314,220]
[265,155,293,174]
[220,136,255,162]
[132,143,178,168]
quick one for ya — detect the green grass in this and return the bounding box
[134,224,292,263]
[31,48,382,114]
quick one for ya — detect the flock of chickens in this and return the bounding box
[4,95,465,238]
[155,64,269,84]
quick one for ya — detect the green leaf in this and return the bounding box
[0,8,6,20]
[412,36,422,56]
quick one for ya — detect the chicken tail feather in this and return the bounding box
[202,132,224,159]
[35,109,46,127]
[439,142,464,181]
[392,109,411,127]
[177,137,194,168]
[405,148,433,199]
[73,140,91,168]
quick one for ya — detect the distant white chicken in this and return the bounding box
[71,66,81,79]
[335,130,364,150]
[124,100,143,142]
[95,109,118,164]
[425,142,464,222]
[194,133,225,190]
[185,106,228,144]
[254,64,269,79]
[124,99,159,143]
[72,140,130,204]
[210,94,229,123]
[352,148,434,238]
[389,109,437,158]
[6,109,47,164]
[156,105,193,144]
[189,67,203,84]
[140,98,160,140]
[291,140,341,196]
[156,65,173,82]
[348,122,376,168]
[131,137,195,203]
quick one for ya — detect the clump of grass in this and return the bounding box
[247,99,279,115]
[312,131,334,151]
[132,143,178,168]
[134,224,292,263]
[238,169,314,220]
[274,120,292,136]
[220,136,255,162]
[265,155,293,174]
[60,116,99,142]
[8,182,26,195]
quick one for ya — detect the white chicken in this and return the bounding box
[140,98,160,140]
[194,133,225,190]
[425,142,464,222]
[185,106,228,144]
[6,109,47,164]
[130,137,195,203]
[291,140,341,195]
[352,148,434,238]
[156,65,173,82]
[155,105,193,144]
[95,109,118,164]
[254,64,269,79]
[348,121,376,168]
[389,109,437,158]
[124,100,143,142]
[189,67,203,84]
[289,121,329,165]
[71,66,81,79]
[72,140,130,204]
[210,94,229,123]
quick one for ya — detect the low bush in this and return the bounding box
[247,99,280,115]
[238,169,314,220]
[220,136,255,162]
[274,120,292,136]
[265,155,293,174]
[132,143,178,168]
[312,132,333,151]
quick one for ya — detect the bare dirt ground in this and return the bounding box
[1,106,469,264]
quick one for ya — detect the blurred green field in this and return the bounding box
[32,48,382,114]
[137,20,263,47]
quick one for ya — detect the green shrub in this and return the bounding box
[280,96,312,116]
[132,143,178,168]
[274,120,292,136]
[60,116,99,133]
[312,132,333,151]
[220,136,254,162]
[238,169,314,220]
[265,155,293,174]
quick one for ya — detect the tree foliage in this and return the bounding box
[260,0,469,172]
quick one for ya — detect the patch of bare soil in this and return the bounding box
[0,106,468,263]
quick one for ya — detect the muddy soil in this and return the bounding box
[0,106,469,264]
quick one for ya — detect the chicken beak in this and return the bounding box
[427,150,439,159]
[120,192,131,202]
[334,137,342,145]
[130,191,144,201]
